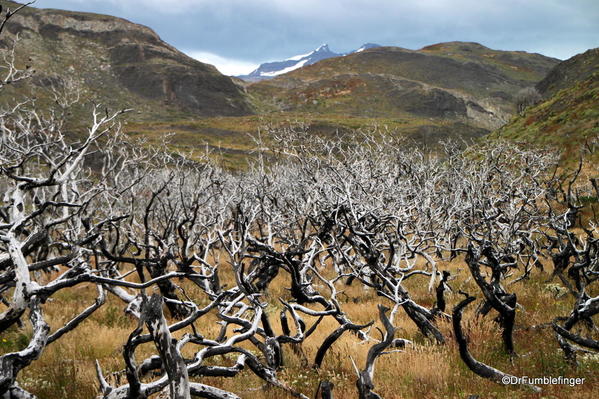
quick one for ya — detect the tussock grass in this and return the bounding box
[2,253,597,399]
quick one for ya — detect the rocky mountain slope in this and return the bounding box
[0,0,253,120]
[493,48,599,160]
[249,42,559,131]
[238,43,380,81]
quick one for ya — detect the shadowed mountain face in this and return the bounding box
[249,42,559,130]
[493,48,599,161]
[0,0,253,120]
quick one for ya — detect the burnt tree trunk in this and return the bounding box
[142,294,191,399]
[452,293,540,392]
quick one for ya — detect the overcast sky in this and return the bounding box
[34,0,599,75]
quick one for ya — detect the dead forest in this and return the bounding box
[1,4,598,399]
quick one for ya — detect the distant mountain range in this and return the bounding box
[237,43,381,81]
[249,42,560,130]
[3,0,596,168]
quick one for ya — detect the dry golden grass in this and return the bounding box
[1,254,598,399]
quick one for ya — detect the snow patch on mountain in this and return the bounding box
[262,59,309,77]
[286,51,313,61]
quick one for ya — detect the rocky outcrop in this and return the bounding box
[0,0,253,118]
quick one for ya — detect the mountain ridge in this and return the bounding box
[3,1,590,170]
[536,47,599,98]
[237,43,381,81]
[248,42,559,130]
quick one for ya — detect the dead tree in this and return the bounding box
[142,294,191,399]
[0,299,48,396]
[0,90,133,395]
[452,293,541,392]
[515,87,542,115]
[355,305,404,399]
[544,173,599,363]
[465,245,518,355]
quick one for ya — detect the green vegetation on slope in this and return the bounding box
[492,49,599,163]
[536,48,599,97]
[249,42,559,131]
[125,112,489,169]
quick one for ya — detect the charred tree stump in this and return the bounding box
[466,245,518,355]
[553,318,599,350]
[314,320,373,368]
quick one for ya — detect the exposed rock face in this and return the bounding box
[396,87,468,119]
[0,0,253,118]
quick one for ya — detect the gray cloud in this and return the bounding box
[34,0,599,70]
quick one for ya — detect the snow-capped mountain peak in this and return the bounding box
[238,43,380,81]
